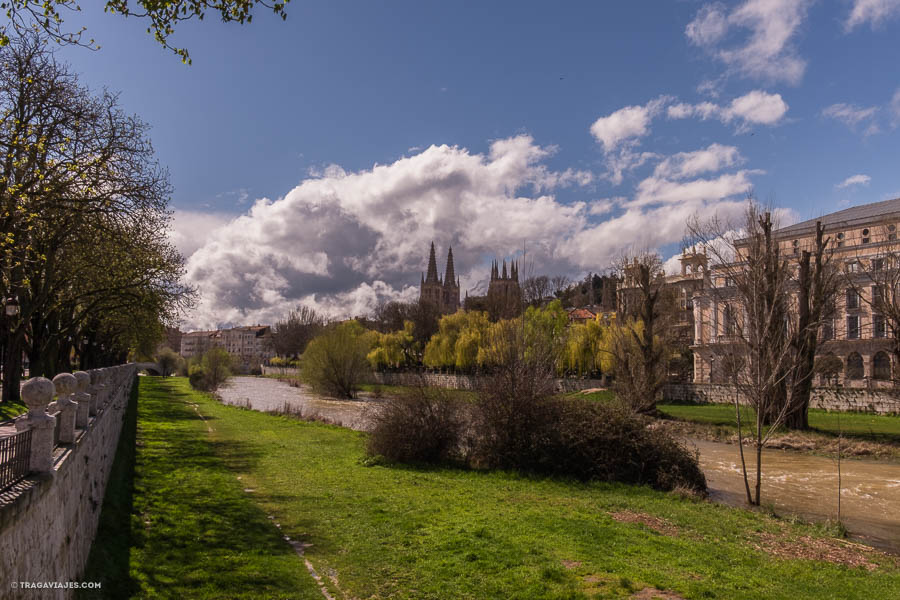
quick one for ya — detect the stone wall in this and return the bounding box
[663,382,900,415]
[0,365,137,599]
[371,371,607,393]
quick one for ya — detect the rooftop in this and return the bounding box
[776,197,900,238]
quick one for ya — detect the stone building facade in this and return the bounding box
[419,242,460,315]
[180,325,274,367]
[692,197,900,389]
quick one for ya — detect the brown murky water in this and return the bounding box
[692,438,900,553]
[217,376,374,431]
[218,377,900,553]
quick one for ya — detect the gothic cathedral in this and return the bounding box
[419,242,460,314]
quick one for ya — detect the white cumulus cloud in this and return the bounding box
[180,136,758,330]
[668,90,789,129]
[845,0,900,30]
[836,174,872,188]
[686,0,811,85]
[589,96,670,153]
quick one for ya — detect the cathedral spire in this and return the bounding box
[444,246,456,287]
[425,241,440,284]
[502,259,508,280]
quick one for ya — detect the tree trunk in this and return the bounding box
[2,340,23,404]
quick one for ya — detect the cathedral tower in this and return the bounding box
[419,242,460,314]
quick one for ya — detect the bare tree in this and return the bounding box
[689,203,829,505]
[610,251,674,415]
[550,275,571,300]
[786,222,838,429]
[269,305,325,359]
[522,275,552,307]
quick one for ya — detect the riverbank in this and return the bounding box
[653,403,900,461]
[86,377,900,599]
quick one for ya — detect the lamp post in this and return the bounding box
[2,296,20,399]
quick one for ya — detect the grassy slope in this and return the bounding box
[657,403,900,442]
[148,377,900,600]
[83,377,321,600]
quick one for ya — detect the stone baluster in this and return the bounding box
[73,371,92,428]
[15,377,58,473]
[51,373,78,444]
[87,370,98,415]
[93,369,107,412]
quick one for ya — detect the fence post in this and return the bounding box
[73,371,91,428]
[15,377,57,473]
[52,373,78,444]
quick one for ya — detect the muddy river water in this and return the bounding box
[218,377,900,553]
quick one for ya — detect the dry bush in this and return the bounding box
[366,387,467,464]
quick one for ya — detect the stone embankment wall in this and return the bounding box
[0,364,137,599]
[371,371,607,393]
[663,382,900,415]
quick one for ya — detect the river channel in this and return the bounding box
[217,376,900,553]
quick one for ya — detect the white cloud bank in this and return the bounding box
[686,0,811,85]
[668,90,789,128]
[181,135,754,330]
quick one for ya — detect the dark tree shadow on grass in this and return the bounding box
[81,378,319,599]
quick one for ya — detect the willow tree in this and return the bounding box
[0,36,191,402]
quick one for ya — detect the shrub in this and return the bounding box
[188,365,207,390]
[302,321,374,398]
[155,347,182,377]
[366,387,467,464]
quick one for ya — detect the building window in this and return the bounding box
[821,319,834,341]
[873,258,885,271]
[846,261,859,273]
[723,304,736,336]
[874,351,891,381]
[846,352,864,380]
[847,315,860,339]
[862,228,870,244]
[874,314,886,338]
[846,289,860,309]
[873,285,885,308]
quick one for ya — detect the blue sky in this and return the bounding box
[52,1,900,328]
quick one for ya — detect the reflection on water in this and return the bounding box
[218,377,900,553]
[692,438,900,554]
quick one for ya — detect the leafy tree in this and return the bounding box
[423,310,491,371]
[201,346,233,390]
[1,1,291,63]
[0,35,192,403]
[302,320,374,398]
[155,347,181,377]
[367,321,417,370]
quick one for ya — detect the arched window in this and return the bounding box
[873,352,891,381]
[816,353,842,385]
[846,352,864,380]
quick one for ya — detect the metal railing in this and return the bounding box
[0,428,32,492]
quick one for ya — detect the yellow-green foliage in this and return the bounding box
[424,311,491,369]
[424,301,572,371]
[367,321,418,369]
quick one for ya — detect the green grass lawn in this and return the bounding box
[658,403,900,443]
[0,396,27,421]
[81,376,322,599]
[99,377,900,600]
